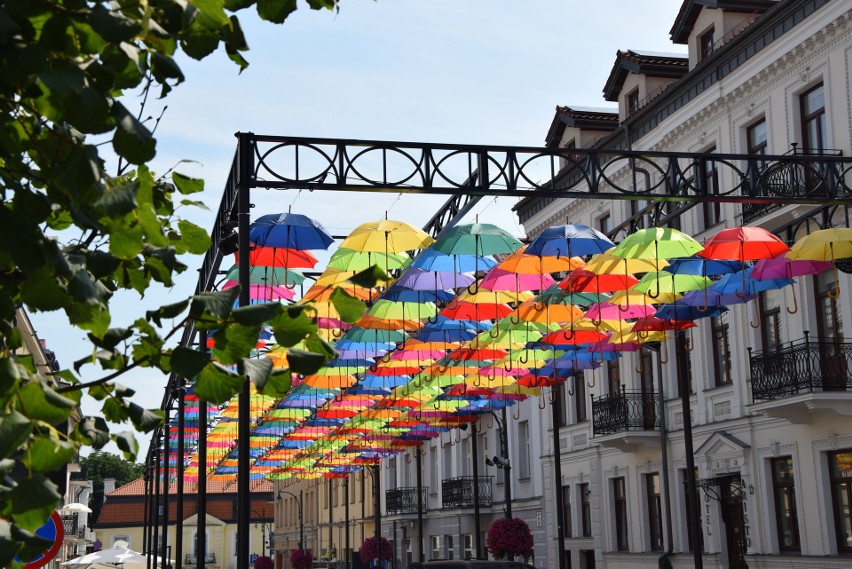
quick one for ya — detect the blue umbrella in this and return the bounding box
[526,224,614,257]
[382,286,456,304]
[706,267,794,297]
[250,212,335,250]
[412,249,498,272]
[666,257,747,276]
[654,303,727,321]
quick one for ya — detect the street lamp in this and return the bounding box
[252,511,273,557]
[277,490,305,552]
[484,408,512,519]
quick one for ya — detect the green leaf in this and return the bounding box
[170,346,210,378]
[329,287,365,324]
[268,305,316,346]
[127,404,164,433]
[112,102,156,164]
[74,416,110,449]
[240,356,272,390]
[87,328,132,351]
[23,437,76,473]
[258,368,292,397]
[257,0,298,23]
[18,381,76,425]
[0,411,32,460]
[285,349,328,375]
[212,323,261,365]
[177,219,211,254]
[190,287,239,327]
[145,299,189,326]
[2,474,61,532]
[111,431,139,461]
[94,182,138,219]
[19,268,68,311]
[172,172,204,195]
[194,361,242,405]
[89,4,144,43]
[348,265,392,288]
[231,303,281,326]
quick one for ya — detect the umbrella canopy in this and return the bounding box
[340,219,435,253]
[525,223,614,257]
[412,249,498,272]
[63,543,171,567]
[224,264,306,286]
[786,227,852,261]
[236,246,318,269]
[699,226,789,261]
[496,245,584,274]
[60,502,93,513]
[751,257,832,280]
[249,212,334,250]
[432,223,523,256]
[610,227,703,260]
[328,248,411,271]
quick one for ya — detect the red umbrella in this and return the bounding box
[558,270,639,293]
[441,301,513,321]
[699,227,789,261]
[236,246,319,268]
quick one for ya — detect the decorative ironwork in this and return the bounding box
[238,134,852,206]
[699,474,747,501]
[386,486,428,515]
[441,476,492,509]
[749,337,852,400]
[185,553,217,565]
[592,387,660,435]
[60,515,80,537]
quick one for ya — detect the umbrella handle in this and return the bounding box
[513,404,521,421]
[488,323,501,338]
[735,271,749,298]
[504,360,514,372]
[395,340,407,351]
[637,328,650,340]
[591,313,603,327]
[828,263,841,299]
[518,351,529,364]
[538,395,547,410]
[750,301,761,328]
[509,314,521,325]
[368,363,379,373]
[426,313,439,325]
[587,374,596,388]
[635,353,644,374]
[533,300,546,312]
[786,287,799,315]
[473,374,482,387]
[660,340,669,364]
[686,329,694,352]
[568,379,575,396]
[647,279,661,299]
[467,281,480,295]
[331,327,343,338]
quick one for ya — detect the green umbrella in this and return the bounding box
[328,248,411,271]
[432,223,522,256]
[225,264,305,286]
[610,227,703,260]
[632,270,712,296]
[369,299,437,321]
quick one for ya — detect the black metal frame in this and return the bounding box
[440,476,493,509]
[386,486,429,515]
[591,387,661,436]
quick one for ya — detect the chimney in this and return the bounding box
[103,478,116,500]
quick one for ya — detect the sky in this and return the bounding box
[32,0,686,463]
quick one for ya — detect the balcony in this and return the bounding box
[185,553,217,565]
[60,515,90,541]
[441,476,492,509]
[386,486,428,515]
[749,337,852,423]
[592,388,660,450]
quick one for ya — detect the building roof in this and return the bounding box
[544,106,618,148]
[107,476,274,497]
[602,49,689,102]
[669,0,777,44]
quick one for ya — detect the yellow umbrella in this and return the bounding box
[585,247,669,274]
[340,219,435,253]
[787,228,852,261]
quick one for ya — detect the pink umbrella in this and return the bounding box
[751,257,832,280]
[585,301,654,321]
[221,281,296,301]
[479,269,556,292]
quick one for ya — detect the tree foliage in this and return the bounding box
[0,1,349,567]
[78,451,145,523]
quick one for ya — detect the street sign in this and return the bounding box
[21,511,65,569]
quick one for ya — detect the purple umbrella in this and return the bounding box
[395,267,476,290]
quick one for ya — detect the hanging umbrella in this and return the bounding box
[610,227,703,260]
[250,212,335,250]
[224,264,306,286]
[221,281,296,301]
[631,270,712,297]
[328,248,411,272]
[396,268,476,290]
[585,301,654,321]
[496,245,584,274]
[479,269,556,292]
[412,249,498,273]
[432,223,522,257]
[526,223,615,258]
[654,303,727,322]
[665,257,746,277]
[63,543,172,567]
[236,246,318,269]
[699,226,789,262]
[584,249,668,275]
[340,219,435,253]
[60,502,93,514]
[786,227,852,261]
[558,269,640,293]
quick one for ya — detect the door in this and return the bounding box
[721,477,747,569]
[815,272,847,390]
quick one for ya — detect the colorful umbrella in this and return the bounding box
[340,219,435,253]
[526,223,614,257]
[432,223,522,257]
[250,211,334,250]
[699,226,789,261]
[610,227,703,260]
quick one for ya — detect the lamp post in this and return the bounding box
[252,511,273,557]
[484,408,512,519]
[277,490,305,552]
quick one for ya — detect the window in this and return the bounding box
[575,372,588,423]
[598,213,612,236]
[701,146,720,230]
[759,289,782,352]
[461,438,470,476]
[518,421,531,479]
[430,447,438,494]
[562,485,573,538]
[111,534,131,547]
[711,316,732,386]
[771,457,800,551]
[747,118,768,159]
[699,26,716,60]
[800,83,827,154]
[674,330,693,396]
[463,534,474,560]
[829,450,852,552]
[580,483,592,537]
[613,477,629,550]
[627,88,640,116]
[815,271,843,342]
[607,360,621,395]
[445,534,454,560]
[430,536,441,560]
[647,473,664,551]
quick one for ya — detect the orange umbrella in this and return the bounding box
[497,245,585,274]
[236,246,318,268]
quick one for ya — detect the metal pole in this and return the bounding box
[551,388,566,569]
[152,442,161,569]
[300,490,305,552]
[500,408,512,519]
[197,333,208,569]
[345,478,350,569]
[176,386,185,569]
[236,131,253,569]
[415,447,424,562]
[161,412,171,569]
[679,358,703,569]
[652,346,674,558]
[470,426,482,559]
[328,481,334,557]
[373,465,382,568]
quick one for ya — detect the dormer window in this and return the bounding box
[627,88,640,116]
[699,27,716,60]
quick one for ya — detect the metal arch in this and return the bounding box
[238,134,852,206]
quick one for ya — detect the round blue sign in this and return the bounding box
[20,511,64,569]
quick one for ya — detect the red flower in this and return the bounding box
[290,549,313,569]
[486,517,533,560]
[360,536,393,563]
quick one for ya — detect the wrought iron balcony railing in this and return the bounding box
[386,486,428,515]
[441,476,492,509]
[185,553,217,565]
[592,387,660,436]
[749,336,852,400]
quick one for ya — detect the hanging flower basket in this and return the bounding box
[290,548,312,569]
[253,556,273,569]
[360,535,393,564]
[486,517,534,560]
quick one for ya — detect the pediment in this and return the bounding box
[694,430,750,458]
[183,513,225,527]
